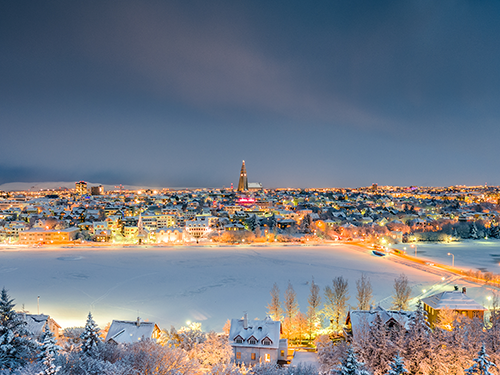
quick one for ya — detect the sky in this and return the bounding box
[1,1,500,188]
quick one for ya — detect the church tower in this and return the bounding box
[237,160,248,192]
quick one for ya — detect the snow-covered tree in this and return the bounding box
[356,274,373,311]
[488,225,500,239]
[267,283,283,322]
[37,326,61,375]
[465,343,497,375]
[283,281,299,322]
[307,277,321,340]
[385,353,408,375]
[337,346,371,375]
[323,276,349,333]
[80,312,101,354]
[0,287,36,370]
[391,274,411,311]
[403,301,432,374]
[469,223,479,240]
[190,331,233,372]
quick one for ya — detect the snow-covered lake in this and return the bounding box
[0,243,496,331]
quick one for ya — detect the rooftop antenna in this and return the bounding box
[37,296,40,314]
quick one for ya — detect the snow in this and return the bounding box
[0,243,494,331]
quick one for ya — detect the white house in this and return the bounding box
[229,314,288,365]
[105,318,161,344]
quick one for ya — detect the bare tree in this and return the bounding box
[266,283,283,321]
[392,273,411,310]
[283,281,299,322]
[322,276,349,333]
[356,273,373,310]
[307,277,322,339]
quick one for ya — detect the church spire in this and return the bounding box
[237,160,248,192]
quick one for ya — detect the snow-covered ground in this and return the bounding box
[0,243,495,332]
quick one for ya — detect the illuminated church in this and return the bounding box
[237,160,262,191]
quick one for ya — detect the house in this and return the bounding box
[344,306,416,340]
[229,314,288,365]
[421,287,487,328]
[105,318,161,344]
[20,313,62,339]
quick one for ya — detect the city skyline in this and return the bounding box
[2,1,500,188]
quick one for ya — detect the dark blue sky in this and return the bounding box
[1,1,500,188]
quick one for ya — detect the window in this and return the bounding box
[249,339,257,344]
[236,352,241,360]
[262,338,271,346]
[236,338,243,344]
[265,353,271,362]
[280,350,285,357]
[251,353,256,360]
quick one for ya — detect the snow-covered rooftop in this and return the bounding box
[421,290,486,311]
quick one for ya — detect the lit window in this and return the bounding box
[265,353,271,362]
[236,352,241,360]
[251,353,256,360]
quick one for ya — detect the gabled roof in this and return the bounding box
[421,291,486,311]
[229,316,280,349]
[105,320,159,344]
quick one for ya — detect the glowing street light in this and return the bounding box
[411,244,417,257]
[448,252,455,267]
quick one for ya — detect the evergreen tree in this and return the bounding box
[488,225,500,239]
[385,353,408,375]
[246,214,258,232]
[37,326,61,375]
[469,223,479,239]
[365,313,391,374]
[0,287,35,370]
[301,214,312,233]
[465,343,497,375]
[80,312,101,354]
[403,301,431,374]
[337,346,371,375]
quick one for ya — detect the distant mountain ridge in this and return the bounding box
[0,181,163,192]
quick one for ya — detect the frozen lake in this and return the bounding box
[0,243,496,331]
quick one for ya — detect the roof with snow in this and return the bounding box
[229,316,281,349]
[421,291,486,311]
[105,319,160,344]
[346,306,416,339]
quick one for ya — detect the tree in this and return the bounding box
[267,283,283,322]
[0,287,35,370]
[323,276,349,333]
[307,277,322,340]
[391,274,411,311]
[356,274,373,311]
[465,343,497,375]
[283,281,299,322]
[403,301,431,375]
[385,353,408,375]
[469,223,479,239]
[337,346,371,375]
[37,326,61,375]
[80,312,101,354]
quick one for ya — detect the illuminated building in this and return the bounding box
[75,181,88,195]
[18,227,79,245]
[90,185,104,195]
[237,160,248,192]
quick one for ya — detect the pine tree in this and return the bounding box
[0,287,35,370]
[465,343,497,375]
[403,301,431,374]
[80,312,101,354]
[385,353,408,375]
[337,346,371,375]
[37,326,61,375]
[488,225,500,239]
[469,223,479,239]
[364,313,391,374]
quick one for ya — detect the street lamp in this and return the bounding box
[411,244,417,257]
[448,252,455,267]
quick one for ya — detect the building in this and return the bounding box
[90,185,104,195]
[20,313,61,339]
[105,318,161,344]
[421,287,487,328]
[237,161,248,192]
[345,306,416,340]
[185,218,210,241]
[75,181,88,195]
[229,314,288,365]
[18,227,79,245]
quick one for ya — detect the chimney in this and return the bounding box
[136,317,141,327]
[462,287,467,294]
[243,313,248,329]
[454,285,459,291]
